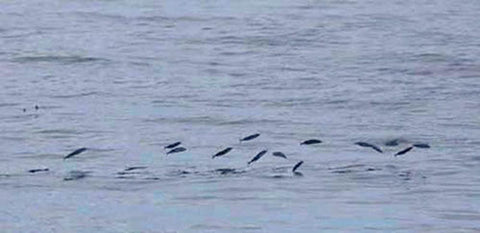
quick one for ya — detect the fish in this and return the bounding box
[64,147,87,160]
[212,147,233,159]
[300,139,322,145]
[28,168,49,173]
[240,133,260,142]
[166,147,187,155]
[354,142,383,153]
[292,160,304,173]
[272,151,287,159]
[395,146,413,156]
[248,150,267,165]
[413,143,430,149]
[165,141,181,149]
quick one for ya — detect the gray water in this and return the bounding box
[1,0,480,232]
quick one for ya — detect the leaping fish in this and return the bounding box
[292,161,304,173]
[240,133,260,142]
[395,146,413,156]
[247,150,267,165]
[272,151,287,159]
[165,141,181,149]
[167,147,187,155]
[64,147,87,160]
[354,142,383,153]
[413,143,430,149]
[212,147,233,159]
[300,139,322,145]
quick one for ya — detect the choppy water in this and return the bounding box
[1,0,480,232]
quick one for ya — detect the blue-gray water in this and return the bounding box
[1,0,480,232]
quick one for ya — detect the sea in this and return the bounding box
[1,0,480,232]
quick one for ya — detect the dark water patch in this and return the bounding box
[264,98,322,107]
[228,72,248,77]
[218,50,256,57]
[63,170,91,181]
[72,11,131,23]
[270,166,295,173]
[190,223,261,231]
[115,175,136,180]
[438,213,480,221]
[1,113,40,123]
[34,129,81,137]
[0,103,20,108]
[150,100,179,107]
[329,164,366,170]
[384,138,409,147]
[143,116,219,125]
[430,170,460,176]
[116,171,142,176]
[144,177,161,181]
[270,174,289,179]
[218,118,289,126]
[16,153,62,160]
[49,91,103,99]
[365,167,382,172]
[140,15,236,23]
[0,136,28,142]
[12,55,109,65]
[174,195,218,201]
[331,169,356,174]
[405,69,435,76]
[262,172,303,179]
[212,168,245,176]
[166,169,196,177]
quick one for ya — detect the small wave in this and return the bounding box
[13,55,109,65]
[218,118,289,126]
[143,116,220,125]
[50,91,102,99]
[0,103,19,108]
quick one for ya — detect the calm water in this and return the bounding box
[1,0,480,232]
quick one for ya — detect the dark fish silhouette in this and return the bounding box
[300,139,322,145]
[395,146,413,156]
[212,147,233,159]
[167,147,186,155]
[124,166,148,171]
[272,151,287,159]
[35,105,39,110]
[413,143,430,149]
[64,147,87,160]
[165,141,181,149]
[240,133,260,142]
[292,161,304,173]
[248,150,267,165]
[354,142,383,153]
[28,168,49,173]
